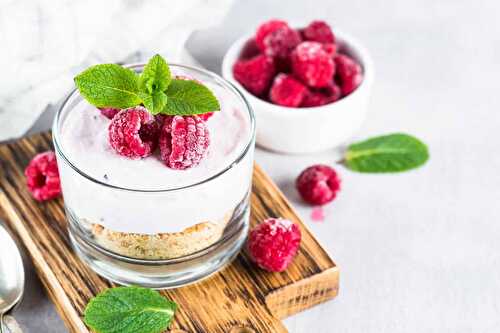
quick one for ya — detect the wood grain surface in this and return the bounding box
[0,132,339,333]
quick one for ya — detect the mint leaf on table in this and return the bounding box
[343,133,429,173]
[161,78,220,116]
[139,54,171,94]
[139,91,168,115]
[84,286,177,333]
[74,64,142,109]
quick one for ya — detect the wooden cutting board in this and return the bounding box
[0,132,339,333]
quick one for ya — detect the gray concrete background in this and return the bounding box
[5,0,500,332]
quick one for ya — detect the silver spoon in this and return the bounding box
[0,223,25,333]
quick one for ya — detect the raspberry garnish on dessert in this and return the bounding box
[159,115,209,170]
[73,54,221,170]
[269,74,307,107]
[108,107,159,159]
[296,164,341,205]
[99,107,120,119]
[232,55,275,96]
[25,151,61,201]
[248,218,301,272]
[291,41,335,88]
[302,20,336,44]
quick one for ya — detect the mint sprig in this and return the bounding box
[74,64,142,109]
[74,54,220,117]
[139,91,168,115]
[162,79,221,116]
[139,54,171,94]
[84,286,177,333]
[342,133,429,173]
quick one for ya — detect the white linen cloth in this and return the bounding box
[0,0,233,140]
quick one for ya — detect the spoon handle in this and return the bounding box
[0,313,4,333]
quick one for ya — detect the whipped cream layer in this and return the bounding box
[57,83,254,234]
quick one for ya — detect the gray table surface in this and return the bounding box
[4,0,500,332]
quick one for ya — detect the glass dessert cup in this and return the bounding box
[53,64,256,289]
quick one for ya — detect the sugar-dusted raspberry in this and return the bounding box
[269,74,307,107]
[301,90,329,107]
[99,107,120,119]
[263,26,301,59]
[322,81,342,102]
[199,112,214,121]
[159,115,209,170]
[255,19,289,51]
[233,55,275,96]
[291,42,335,88]
[239,38,261,60]
[300,81,342,107]
[323,43,337,57]
[296,164,341,205]
[334,54,363,95]
[108,107,159,159]
[24,151,61,201]
[248,218,301,272]
[303,20,335,44]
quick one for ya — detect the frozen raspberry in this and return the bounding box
[303,20,335,44]
[255,19,289,51]
[323,43,337,57]
[99,107,120,119]
[199,112,214,121]
[159,115,209,170]
[291,42,335,88]
[334,54,363,95]
[24,151,61,201]
[233,55,275,96]
[262,26,301,59]
[296,165,341,205]
[322,81,342,102]
[239,38,261,60]
[108,107,159,159]
[248,218,301,272]
[300,82,341,107]
[301,91,329,107]
[269,74,307,107]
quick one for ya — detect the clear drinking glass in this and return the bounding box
[52,64,255,289]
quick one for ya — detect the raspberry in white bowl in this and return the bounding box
[53,60,255,288]
[223,19,374,154]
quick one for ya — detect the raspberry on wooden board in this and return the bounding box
[248,218,302,272]
[25,151,61,201]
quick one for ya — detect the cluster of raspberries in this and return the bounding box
[233,19,363,107]
[104,106,212,170]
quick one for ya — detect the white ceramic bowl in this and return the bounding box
[222,28,374,154]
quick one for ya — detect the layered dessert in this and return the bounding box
[55,57,254,260]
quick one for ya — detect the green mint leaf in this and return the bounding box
[84,286,177,333]
[161,79,220,116]
[343,133,429,173]
[139,91,168,115]
[74,64,142,109]
[140,54,171,94]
